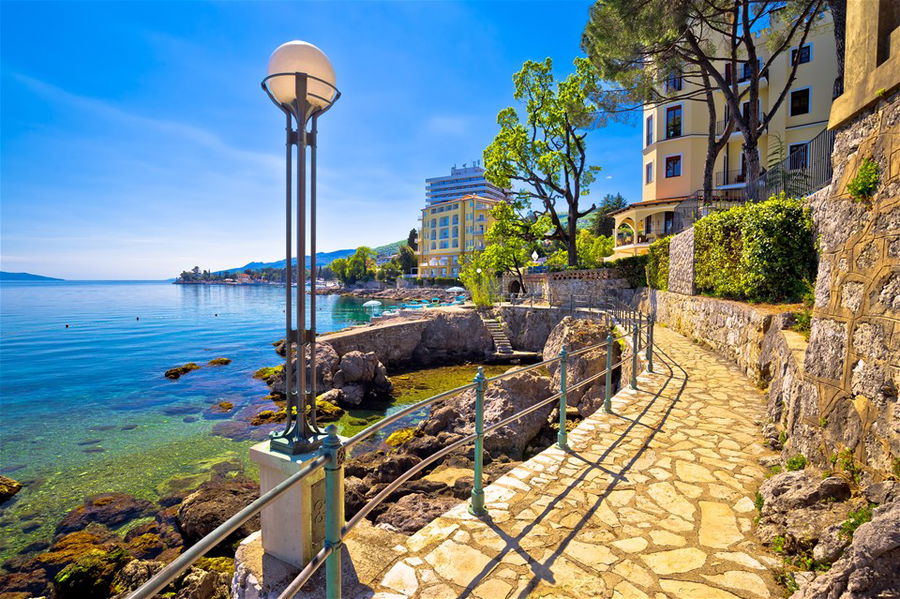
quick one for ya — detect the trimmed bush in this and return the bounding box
[646,236,672,291]
[694,194,817,303]
[607,255,648,288]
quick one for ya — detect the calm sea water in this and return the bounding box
[0,281,389,559]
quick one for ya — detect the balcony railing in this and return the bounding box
[126,303,654,599]
[715,169,748,186]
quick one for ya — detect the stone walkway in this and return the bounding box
[359,325,782,599]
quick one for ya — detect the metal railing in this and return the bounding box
[127,303,654,599]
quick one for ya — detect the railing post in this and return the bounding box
[469,367,487,517]
[646,314,654,373]
[604,332,614,414]
[323,425,344,599]
[557,345,568,450]
[631,320,639,390]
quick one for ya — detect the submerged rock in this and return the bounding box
[56,493,154,536]
[0,474,22,504]
[165,363,201,379]
[53,545,133,599]
[207,357,231,366]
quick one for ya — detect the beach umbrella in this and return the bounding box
[445,286,465,293]
[362,300,382,308]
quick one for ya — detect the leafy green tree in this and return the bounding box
[484,57,621,267]
[482,200,552,293]
[583,0,825,194]
[545,229,614,270]
[397,244,418,274]
[589,193,628,237]
[407,228,419,252]
[458,253,498,308]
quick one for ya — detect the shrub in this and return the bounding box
[847,157,879,203]
[840,504,873,540]
[608,255,648,288]
[646,236,672,290]
[786,455,807,471]
[693,194,817,303]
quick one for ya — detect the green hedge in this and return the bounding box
[646,236,672,291]
[607,255,648,288]
[694,194,817,303]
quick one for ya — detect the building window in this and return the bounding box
[664,71,683,93]
[788,142,809,169]
[665,106,682,139]
[665,155,682,178]
[452,214,458,225]
[452,227,458,237]
[430,219,436,228]
[664,212,675,234]
[645,162,653,184]
[452,239,459,248]
[790,88,810,116]
[791,44,811,65]
[430,241,436,250]
[430,230,436,240]
[645,215,653,234]
[645,115,653,146]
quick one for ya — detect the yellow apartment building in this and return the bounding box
[610,12,837,258]
[417,194,503,278]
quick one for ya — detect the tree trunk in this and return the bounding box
[743,142,763,200]
[566,210,578,267]
[827,0,846,98]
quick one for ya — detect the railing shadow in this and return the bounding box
[453,340,689,598]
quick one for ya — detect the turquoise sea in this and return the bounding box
[0,280,390,561]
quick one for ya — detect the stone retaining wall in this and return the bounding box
[321,309,493,369]
[800,90,900,480]
[667,228,695,295]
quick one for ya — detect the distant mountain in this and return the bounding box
[0,271,64,281]
[217,250,356,274]
[218,241,407,275]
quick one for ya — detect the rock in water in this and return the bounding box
[56,493,154,535]
[176,478,259,544]
[0,474,22,503]
[164,362,201,379]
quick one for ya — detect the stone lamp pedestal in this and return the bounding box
[250,441,327,569]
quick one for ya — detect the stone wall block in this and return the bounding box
[667,228,695,295]
[804,319,849,381]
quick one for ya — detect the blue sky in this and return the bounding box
[1,1,640,280]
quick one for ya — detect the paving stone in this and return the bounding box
[640,547,707,574]
[648,530,687,547]
[659,579,742,598]
[703,570,771,598]
[423,539,494,587]
[381,561,418,596]
[698,501,743,549]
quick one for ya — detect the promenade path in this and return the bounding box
[363,324,782,599]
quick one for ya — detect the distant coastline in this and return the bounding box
[0,271,63,281]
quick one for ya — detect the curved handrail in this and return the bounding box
[127,303,652,599]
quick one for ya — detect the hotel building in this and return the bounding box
[417,165,508,278]
[610,13,837,258]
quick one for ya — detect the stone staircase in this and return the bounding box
[481,316,513,354]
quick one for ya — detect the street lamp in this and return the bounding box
[531,250,539,261]
[262,41,340,455]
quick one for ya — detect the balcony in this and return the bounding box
[715,169,748,187]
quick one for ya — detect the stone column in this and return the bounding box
[250,442,326,568]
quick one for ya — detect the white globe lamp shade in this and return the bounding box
[267,41,337,109]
